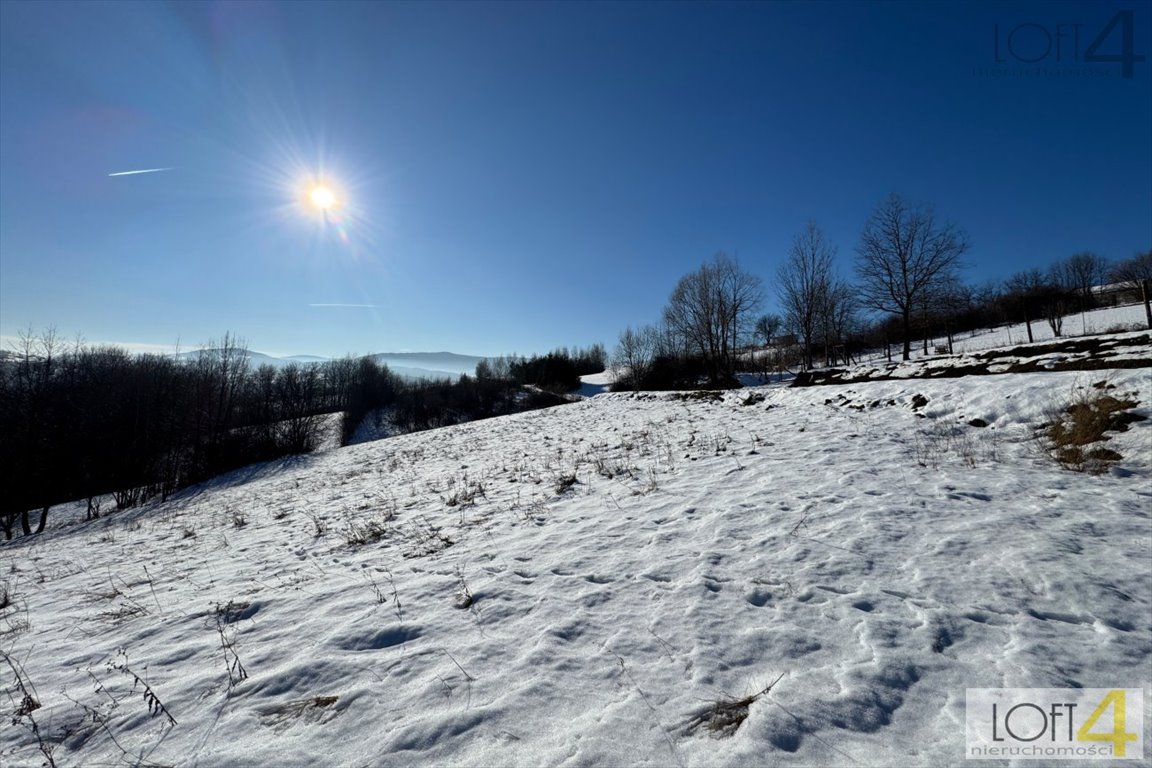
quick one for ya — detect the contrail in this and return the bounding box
[309,303,377,308]
[108,167,173,177]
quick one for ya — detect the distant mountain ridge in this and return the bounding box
[369,352,486,378]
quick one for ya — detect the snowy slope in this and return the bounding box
[2,366,1150,767]
[865,303,1148,362]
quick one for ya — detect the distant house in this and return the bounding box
[770,334,799,348]
[1092,281,1144,307]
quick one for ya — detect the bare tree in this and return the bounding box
[817,279,858,366]
[663,253,762,384]
[1004,269,1047,344]
[855,194,969,360]
[4,327,61,536]
[777,222,835,369]
[275,363,323,453]
[749,314,783,381]
[753,314,782,346]
[1052,252,1108,302]
[1109,249,1152,329]
[930,278,974,354]
[612,325,659,392]
[1045,298,1067,337]
[1052,252,1109,332]
[187,333,251,481]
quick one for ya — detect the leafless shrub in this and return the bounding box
[1,612,30,639]
[788,509,811,537]
[90,576,151,624]
[114,486,144,511]
[211,604,249,689]
[108,651,177,727]
[383,569,402,621]
[362,573,388,605]
[453,565,473,609]
[52,655,177,767]
[1,572,29,639]
[1,648,56,766]
[514,493,550,524]
[403,517,453,558]
[912,424,974,469]
[100,601,149,624]
[910,420,1000,470]
[85,496,103,521]
[444,476,487,508]
[343,518,389,547]
[140,566,164,617]
[342,502,395,547]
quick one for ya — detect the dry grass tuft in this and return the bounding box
[686,673,785,738]
[554,473,578,495]
[1043,389,1143,474]
[257,695,341,732]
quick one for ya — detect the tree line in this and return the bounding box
[0,334,606,539]
[611,193,1151,390]
[475,345,606,393]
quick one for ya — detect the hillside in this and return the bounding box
[1,352,1150,766]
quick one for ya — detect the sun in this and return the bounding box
[309,185,337,210]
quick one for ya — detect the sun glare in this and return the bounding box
[310,185,336,210]
[284,168,373,256]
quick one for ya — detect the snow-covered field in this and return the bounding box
[2,359,1150,766]
[865,303,1148,362]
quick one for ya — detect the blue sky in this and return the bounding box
[1,1,1148,358]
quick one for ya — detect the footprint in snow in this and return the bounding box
[330,625,421,651]
[703,579,723,594]
[745,589,771,607]
[1026,608,1091,625]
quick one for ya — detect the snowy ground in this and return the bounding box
[795,330,1150,387]
[861,303,1148,363]
[1,357,1150,766]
